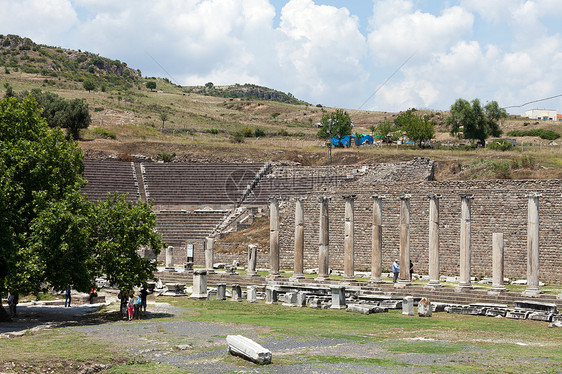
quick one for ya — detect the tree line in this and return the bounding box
[0,96,163,322]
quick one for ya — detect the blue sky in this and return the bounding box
[1,0,561,114]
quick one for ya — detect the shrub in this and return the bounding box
[487,139,513,151]
[506,129,560,140]
[92,128,116,140]
[254,128,266,137]
[241,126,254,137]
[230,131,245,143]
[271,112,280,119]
[94,107,104,112]
[157,151,175,162]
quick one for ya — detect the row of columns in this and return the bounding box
[266,193,543,295]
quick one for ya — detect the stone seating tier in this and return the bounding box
[155,210,228,248]
[81,160,139,201]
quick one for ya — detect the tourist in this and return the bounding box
[134,293,142,320]
[89,286,97,304]
[410,261,414,281]
[118,290,127,319]
[392,259,400,283]
[127,294,135,321]
[140,287,148,315]
[8,292,18,318]
[65,284,72,307]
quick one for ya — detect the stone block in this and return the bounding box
[282,292,298,307]
[296,292,307,307]
[402,296,414,316]
[330,286,346,309]
[514,300,557,314]
[485,308,508,318]
[216,283,226,301]
[417,297,432,317]
[309,297,322,309]
[380,300,402,309]
[191,270,207,300]
[347,304,373,315]
[528,312,553,322]
[431,303,448,313]
[231,285,242,302]
[247,286,257,303]
[506,310,529,320]
[226,335,272,365]
[552,314,562,323]
[265,287,278,305]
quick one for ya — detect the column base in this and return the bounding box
[522,288,542,297]
[165,267,176,273]
[455,282,472,292]
[266,274,284,281]
[487,286,507,296]
[316,276,330,282]
[206,269,216,274]
[245,273,260,278]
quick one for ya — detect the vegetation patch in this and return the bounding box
[507,129,560,140]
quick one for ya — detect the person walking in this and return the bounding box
[140,287,148,315]
[392,259,400,283]
[65,284,72,307]
[8,292,18,318]
[410,260,414,281]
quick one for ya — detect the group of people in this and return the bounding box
[119,289,148,321]
[392,259,414,283]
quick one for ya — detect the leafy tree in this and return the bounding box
[316,109,353,140]
[146,81,156,91]
[159,111,169,129]
[83,80,96,93]
[25,89,91,140]
[0,96,85,320]
[375,121,395,143]
[394,109,435,147]
[89,193,163,292]
[446,98,505,146]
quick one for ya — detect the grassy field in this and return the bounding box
[1,296,560,373]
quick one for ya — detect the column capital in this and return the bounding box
[427,193,442,200]
[525,192,542,198]
[459,193,474,200]
[317,195,332,202]
[370,194,385,200]
[268,195,281,203]
[293,196,308,202]
[399,194,411,200]
[342,194,357,201]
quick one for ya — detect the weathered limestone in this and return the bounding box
[190,269,207,299]
[317,196,331,282]
[165,246,175,272]
[330,286,346,309]
[231,284,242,302]
[216,283,226,300]
[282,292,298,307]
[296,291,307,307]
[204,237,215,274]
[247,286,257,303]
[267,197,281,280]
[402,296,414,316]
[246,245,258,277]
[396,195,412,288]
[417,297,432,317]
[342,195,357,283]
[457,194,474,290]
[265,286,278,305]
[370,195,384,284]
[523,193,541,297]
[226,335,272,365]
[489,233,507,295]
[290,197,306,282]
[426,194,442,289]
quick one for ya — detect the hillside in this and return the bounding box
[1,34,562,180]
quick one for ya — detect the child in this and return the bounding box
[127,294,134,321]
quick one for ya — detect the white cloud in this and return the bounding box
[0,0,77,43]
[368,0,474,64]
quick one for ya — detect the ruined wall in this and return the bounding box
[274,179,562,283]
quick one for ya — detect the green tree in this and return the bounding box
[375,121,395,143]
[446,98,504,146]
[394,109,435,147]
[316,109,353,140]
[83,80,96,93]
[0,96,85,320]
[89,193,163,292]
[146,81,156,91]
[159,111,169,130]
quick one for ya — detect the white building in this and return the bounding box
[523,109,557,121]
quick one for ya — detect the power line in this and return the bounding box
[503,93,562,109]
[357,52,416,111]
[145,51,180,86]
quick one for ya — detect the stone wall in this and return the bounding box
[272,179,562,283]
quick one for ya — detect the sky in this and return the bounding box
[1,0,561,115]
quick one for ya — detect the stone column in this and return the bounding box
[165,246,175,272]
[343,194,357,283]
[247,286,257,303]
[489,233,507,295]
[191,269,207,299]
[457,194,474,290]
[216,283,226,300]
[370,195,384,284]
[290,197,306,281]
[247,244,258,277]
[396,194,412,287]
[205,237,215,274]
[231,284,242,302]
[317,196,331,282]
[523,193,541,296]
[426,194,442,288]
[267,196,281,280]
